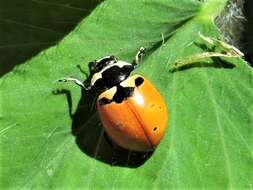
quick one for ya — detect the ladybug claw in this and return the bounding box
[133,47,146,67]
[58,77,85,89]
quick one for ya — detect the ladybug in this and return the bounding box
[59,47,168,151]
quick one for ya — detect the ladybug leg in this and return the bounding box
[58,77,91,90]
[132,47,146,67]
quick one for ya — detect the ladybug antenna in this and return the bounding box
[58,77,91,90]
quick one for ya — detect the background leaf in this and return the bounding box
[1,0,253,189]
[0,0,101,76]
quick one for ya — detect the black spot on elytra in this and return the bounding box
[98,85,135,106]
[98,97,113,105]
[113,85,134,103]
[135,77,144,87]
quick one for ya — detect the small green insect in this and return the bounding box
[170,33,244,72]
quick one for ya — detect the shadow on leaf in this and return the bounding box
[0,0,102,76]
[54,86,153,168]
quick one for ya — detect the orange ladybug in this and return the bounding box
[60,47,168,151]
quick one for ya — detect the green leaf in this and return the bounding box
[0,0,100,76]
[1,0,252,189]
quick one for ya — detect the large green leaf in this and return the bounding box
[1,0,252,189]
[0,0,100,76]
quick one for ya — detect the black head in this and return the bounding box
[92,55,117,72]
